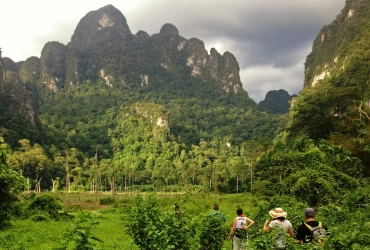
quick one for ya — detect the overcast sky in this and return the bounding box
[1,0,345,102]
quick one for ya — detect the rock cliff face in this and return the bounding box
[69,4,132,49]
[13,4,245,97]
[0,49,40,146]
[40,42,67,92]
[304,0,370,89]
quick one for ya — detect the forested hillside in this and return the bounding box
[288,0,370,172]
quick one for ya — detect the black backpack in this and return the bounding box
[304,221,327,246]
[234,228,247,239]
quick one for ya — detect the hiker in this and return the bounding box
[263,207,294,249]
[228,208,255,250]
[295,208,328,245]
[209,203,226,222]
[174,203,182,217]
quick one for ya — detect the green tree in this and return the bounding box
[0,150,26,229]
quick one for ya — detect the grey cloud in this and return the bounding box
[123,0,344,101]
[126,0,344,68]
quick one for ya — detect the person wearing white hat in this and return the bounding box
[263,207,294,249]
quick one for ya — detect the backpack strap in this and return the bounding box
[304,222,313,231]
[304,221,322,230]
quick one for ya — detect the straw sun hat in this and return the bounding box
[269,208,287,219]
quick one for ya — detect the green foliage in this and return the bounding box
[199,213,228,250]
[29,212,51,222]
[25,193,63,220]
[288,84,361,141]
[0,92,40,148]
[0,150,26,229]
[256,137,360,206]
[57,211,104,250]
[0,193,370,249]
[124,195,196,250]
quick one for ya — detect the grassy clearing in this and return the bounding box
[0,193,259,249]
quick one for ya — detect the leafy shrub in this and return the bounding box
[124,195,196,250]
[0,150,26,229]
[199,213,228,250]
[58,211,104,249]
[25,193,63,220]
[29,213,51,222]
[99,196,116,205]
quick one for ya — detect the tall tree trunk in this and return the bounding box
[94,149,98,202]
[111,170,115,198]
[237,174,239,194]
[65,149,69,202]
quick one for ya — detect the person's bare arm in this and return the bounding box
[263,219,271,234]
[288,227,294,237]
[228,218,237,241]
[244,217,255,229]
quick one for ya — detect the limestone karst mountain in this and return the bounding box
[1,4,287,152]
[258,89,296,114]
[12,4,243,97]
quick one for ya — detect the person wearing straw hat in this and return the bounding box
[228,208,255,249]
[263,207,294,249]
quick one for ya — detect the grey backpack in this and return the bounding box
[304,221,327,246]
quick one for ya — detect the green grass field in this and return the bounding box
[0,193,258,250]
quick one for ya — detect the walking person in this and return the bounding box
[263,207,294,249]
[295,208,328,246]
[228,208,255,249]
[209,203,226,222]
[174,203,183,217]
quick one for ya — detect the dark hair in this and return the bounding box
[213,204,219,210]
[236,208,243,215]
[276,216,285,221]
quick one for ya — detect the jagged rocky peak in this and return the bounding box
[184,38,208,76]
[40,41,67,92]
[160,23,179,35]
[209,48,221,78]
[69,4,132,48]
[19,56,41,84]
[217,51,242,93]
